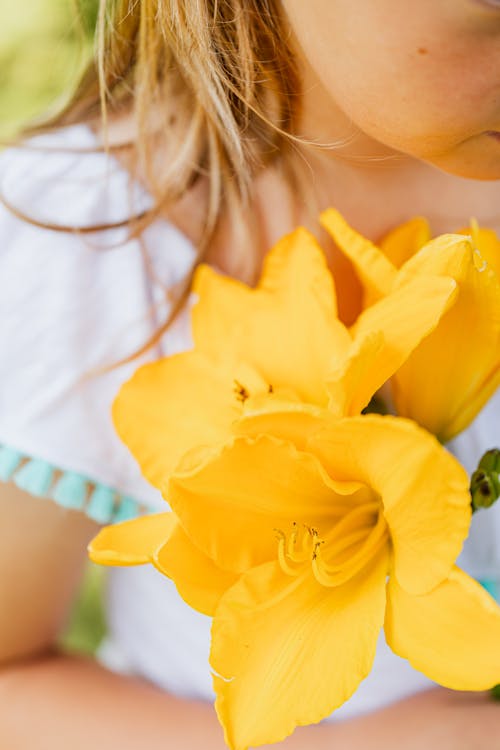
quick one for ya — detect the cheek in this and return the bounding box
[331,49,491,157]
[285,0,500,159]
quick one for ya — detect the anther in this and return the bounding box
[273,527,286,542]
[233,379,249,403]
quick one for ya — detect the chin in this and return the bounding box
[436,164,500,181]
[429,143,500,181]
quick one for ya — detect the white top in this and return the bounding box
[1,124,498,723]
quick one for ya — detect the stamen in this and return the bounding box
[274,503,389,590]
[233,379,249,403]
[277,537,304,576]
[312,512,389,587]
[285,522,310,564]
[275,522,317,574]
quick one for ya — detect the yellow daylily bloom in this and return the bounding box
[460,220,500,279]
[378,216,432,273]
[89,512,237,616]
[112,225,456,489]
[321,209,500,441]
[91,412,500,750]
[379,214,500,281]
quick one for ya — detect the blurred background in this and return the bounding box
[1,0,107,656]
[0,0,97,138]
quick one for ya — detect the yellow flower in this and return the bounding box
[90,412,500,750]
[111,225,455,489]
[321,209,500,441]
[378,215,500,282]
[88,216,497,748]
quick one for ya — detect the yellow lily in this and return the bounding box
[321,209,500,441]
[90,412,500,750]
[111,225,456,489]
[378,215,500,282]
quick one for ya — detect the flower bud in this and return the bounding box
[470,449,500,512]
[477,449,500,475]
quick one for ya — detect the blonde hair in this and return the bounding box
[3,0,302,373]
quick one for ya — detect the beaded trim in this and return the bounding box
[479,578,499,602]
[1,442,498,598]
[0,442,147,524]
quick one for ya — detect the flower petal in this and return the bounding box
[385,566,500,690]
[393,235,500,440]
[112,351,242,488]
[378,217,431,269]
[192,228,351,405]
[153,524,237,616]
[328,275,457,416]
[88,512,176,565]
[320,208,397,301]
[309,415,471,594]
[458,223,500,280]
[234,399,326,451]
[211,551,388,750]
[445,366,500,439]
[326,331,386,417]
[168,434,371,574]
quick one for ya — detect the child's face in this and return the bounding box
[282,0,500,179]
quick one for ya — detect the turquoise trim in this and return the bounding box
[2,441,495,593]
[0,441,146,524]
[0,445,23,481]
[112,496,142,522]
[87,485,116,524]
[14,458,54,497]
[52,471,89,511]
[479,578,499,602]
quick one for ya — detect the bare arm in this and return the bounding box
[1,483,497,750]
[324,687,499,750]
[0,480,99,663]
[0,653,228,750]
[0,654,497,750]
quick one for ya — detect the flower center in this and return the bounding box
[274,502,389,588]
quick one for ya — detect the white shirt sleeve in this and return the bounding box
[0,124,195,522]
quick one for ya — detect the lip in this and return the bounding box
[485,130,500,140]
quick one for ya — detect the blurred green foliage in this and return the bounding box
[0,0,98,138]
[58,562,108,656]
[77,0,100,36]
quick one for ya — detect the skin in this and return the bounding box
[283,0,500,179]
[3,4,498,748]
[208,0,500,317]
[101,0,500,319]
[188,0,500,323]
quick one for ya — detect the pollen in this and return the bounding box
[274,522,316,577]
[275,505,389,588]
[233,379,249,403]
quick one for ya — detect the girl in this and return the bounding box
[1,1,499,747]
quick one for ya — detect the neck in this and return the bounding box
[278,43,500,241]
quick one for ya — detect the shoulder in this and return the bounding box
[1,121,191,243]
[0,123,196,520]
